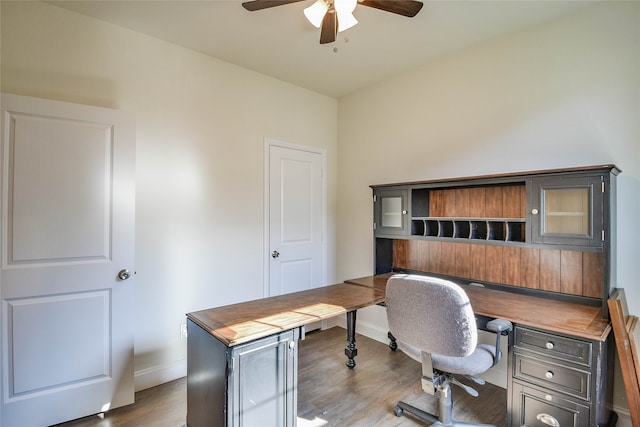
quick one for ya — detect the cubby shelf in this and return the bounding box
[411,217,526,242]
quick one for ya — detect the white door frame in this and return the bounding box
[263,138,327,297]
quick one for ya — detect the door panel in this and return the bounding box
[268,144,324,297]
[8,291,109,394]
[280,259,313,296]
[9,114,111,262]
[1,93,135,426]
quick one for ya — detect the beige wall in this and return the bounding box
[1,1,338,388]
[2,0,639,421]
[337,1,639,420]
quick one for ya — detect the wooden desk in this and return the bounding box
[185,282,385,427]
[346,273,615,426]
[187,275,614,427]
[345,273,610,342]
[188,282,385,364]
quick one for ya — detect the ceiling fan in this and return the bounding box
[242,0,424,44]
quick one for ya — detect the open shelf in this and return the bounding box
[411,217,526,242]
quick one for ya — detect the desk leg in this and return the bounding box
[388,331,398,351]
[345,310,357,369]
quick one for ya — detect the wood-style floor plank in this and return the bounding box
[54,327,506,426]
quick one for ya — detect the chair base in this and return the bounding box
[393,401,495,427]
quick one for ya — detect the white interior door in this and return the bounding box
[267,142,325,297]
[0,93,135,426]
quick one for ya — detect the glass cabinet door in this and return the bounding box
[374,189,408,236]
[542,187,590,235]
[530,176,603,246]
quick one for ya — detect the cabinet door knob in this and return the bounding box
[272,250,280,259]
[545,341,554,350]
[531,208,539,215]
[545,370,554,379]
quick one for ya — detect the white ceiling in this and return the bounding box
[48,0,592,98]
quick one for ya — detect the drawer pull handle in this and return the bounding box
[545,371,554,379]
[545,341,554,350]
[536,413,560,427]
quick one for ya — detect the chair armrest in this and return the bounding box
[486,319,513,334]
[485,319,513,366]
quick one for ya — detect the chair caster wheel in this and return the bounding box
[393,406,403,417]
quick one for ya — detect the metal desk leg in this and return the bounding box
[388,331,398,351]
[345,310,357,369]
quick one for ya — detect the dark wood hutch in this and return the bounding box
[370,165,619,427]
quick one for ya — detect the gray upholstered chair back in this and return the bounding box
[386,274,478,358]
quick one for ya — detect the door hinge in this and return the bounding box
[602,230,605,241]
[373,195,377,202]
[373,222,377,230]
[601,181,605,193]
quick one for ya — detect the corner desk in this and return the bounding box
[186,273,615,427]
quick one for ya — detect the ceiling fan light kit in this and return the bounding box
[304,0,329,28]
[242,0,423,45]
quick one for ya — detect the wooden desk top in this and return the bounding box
[346,274,611,342]
[187,283,385,347]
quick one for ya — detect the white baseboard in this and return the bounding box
[612,406,631,427]
[134,359,186,392]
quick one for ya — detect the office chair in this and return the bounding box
[386,274,512,427]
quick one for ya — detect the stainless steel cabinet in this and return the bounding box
[187,319,300,427]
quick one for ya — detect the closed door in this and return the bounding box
[0,94,135,426]
[267,143,324,296]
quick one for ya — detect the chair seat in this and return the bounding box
[399,342,496,376]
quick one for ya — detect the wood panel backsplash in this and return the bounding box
[392,239,603,298]
[429,184,526,218]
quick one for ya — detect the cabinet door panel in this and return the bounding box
[230,331,297,427]
[530,176,603,247]
[374,189,408,236]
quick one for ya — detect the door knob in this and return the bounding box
[272,250,280,259]
[118,269,132,281]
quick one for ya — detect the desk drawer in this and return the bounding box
[513,353,591,401]
[514,327,591,367]
[511,381,590,427]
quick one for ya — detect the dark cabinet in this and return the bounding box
[370,166,619,426]
[510,326,612,427]
[373,188,409,236]
[371,165,619,314]
[528,175,607,247]
[187,319,300,427]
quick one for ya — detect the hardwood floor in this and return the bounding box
[55,327,506,427]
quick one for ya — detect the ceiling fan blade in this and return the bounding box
[359,0,423,17]
[242,0,306,12]
[319,10,337,44]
